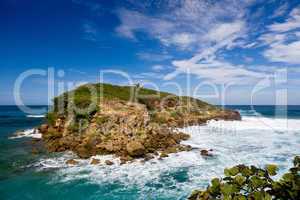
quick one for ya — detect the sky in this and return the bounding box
[0,0,300,105]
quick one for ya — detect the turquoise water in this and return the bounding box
[0,105,300,200]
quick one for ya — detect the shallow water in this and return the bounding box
[0,105,300,200]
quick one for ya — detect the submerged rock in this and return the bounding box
[200,149,213,157]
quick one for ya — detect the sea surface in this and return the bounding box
[0,105,300,200]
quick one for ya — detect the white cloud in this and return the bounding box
[259,32,286,45]
[116,9,175,40]
[268,7,300,32]
[116,0,251,50]
[166,33,197,49]
[152,65,164,71]
[264,40,300,64]
[116,0,279,85]
[244,56,254,63]
[132,72,164,80]
[205,21,245,43]
[260,7,300,64]
[168,56,266,85]
[137,52,172,62]
[270,2,289,19]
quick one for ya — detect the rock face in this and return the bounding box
[40,83,241,162]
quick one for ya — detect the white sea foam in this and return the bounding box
[27,114,45,118]
[206,116,300,132]
[33,115,300,199]
[9,128,42,139]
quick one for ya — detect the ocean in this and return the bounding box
[0,105,300,200]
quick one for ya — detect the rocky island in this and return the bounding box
[38,83,241,164]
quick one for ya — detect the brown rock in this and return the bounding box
[160,152,169,158]
[120,156,133,164]
[164,146,178,154]
[126,140,145,157]
[90,158,100,165]
[179,145,193,152]
[75,145,92,159]
[200,149,213,157]
[66,159,79,165]
[144,154,155,161]
[120,159,126,165]
[105,160,114,165]
[39,124,48,133]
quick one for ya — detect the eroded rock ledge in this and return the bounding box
[39,83,240,163]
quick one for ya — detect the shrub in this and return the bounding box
[46,112,57,126]
[188,156,300,200]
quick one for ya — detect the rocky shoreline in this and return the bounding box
[37,83,241,164]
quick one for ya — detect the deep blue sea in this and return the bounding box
[0,105,300,200]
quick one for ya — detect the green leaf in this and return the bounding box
[266,164,278,176]
[211,178,220,187]
[250,176,265,189]
[281,173,294,182]
[221,183,238,196]
[239,166,251,177]
[234,175,246,186]
[224,166,239,176]
[293,156,300,167]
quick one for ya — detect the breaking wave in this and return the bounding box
[26,115,45,118]
[9,128,42,139]
[31,114,300,199]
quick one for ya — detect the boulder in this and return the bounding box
[200,149,213,157]
[143,154,155,161]
[126,141,145,157]
[75,145,92,159]
[66,159,79,165]
[90,158,100,165]
[160,152,169,158]
[39,124,48,133]
[105,160,114,165]
[120,155,133,164]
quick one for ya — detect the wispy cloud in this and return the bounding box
[152,65,164,72]
[116,0,266,84]
[82,21,98,41]
[270,2,289,19]
[137,52,172,62]
[261,7,300,64]
[268,7,300,32]
[116,0,251,50]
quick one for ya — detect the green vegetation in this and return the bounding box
[46,112,57,126]
[189,156,300,200]
[53,83,209,113]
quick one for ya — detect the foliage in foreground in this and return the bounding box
[189,156,300,200]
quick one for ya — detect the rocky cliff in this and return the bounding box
[39,83,240,163]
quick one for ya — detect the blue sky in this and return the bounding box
[0,0,300,105]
